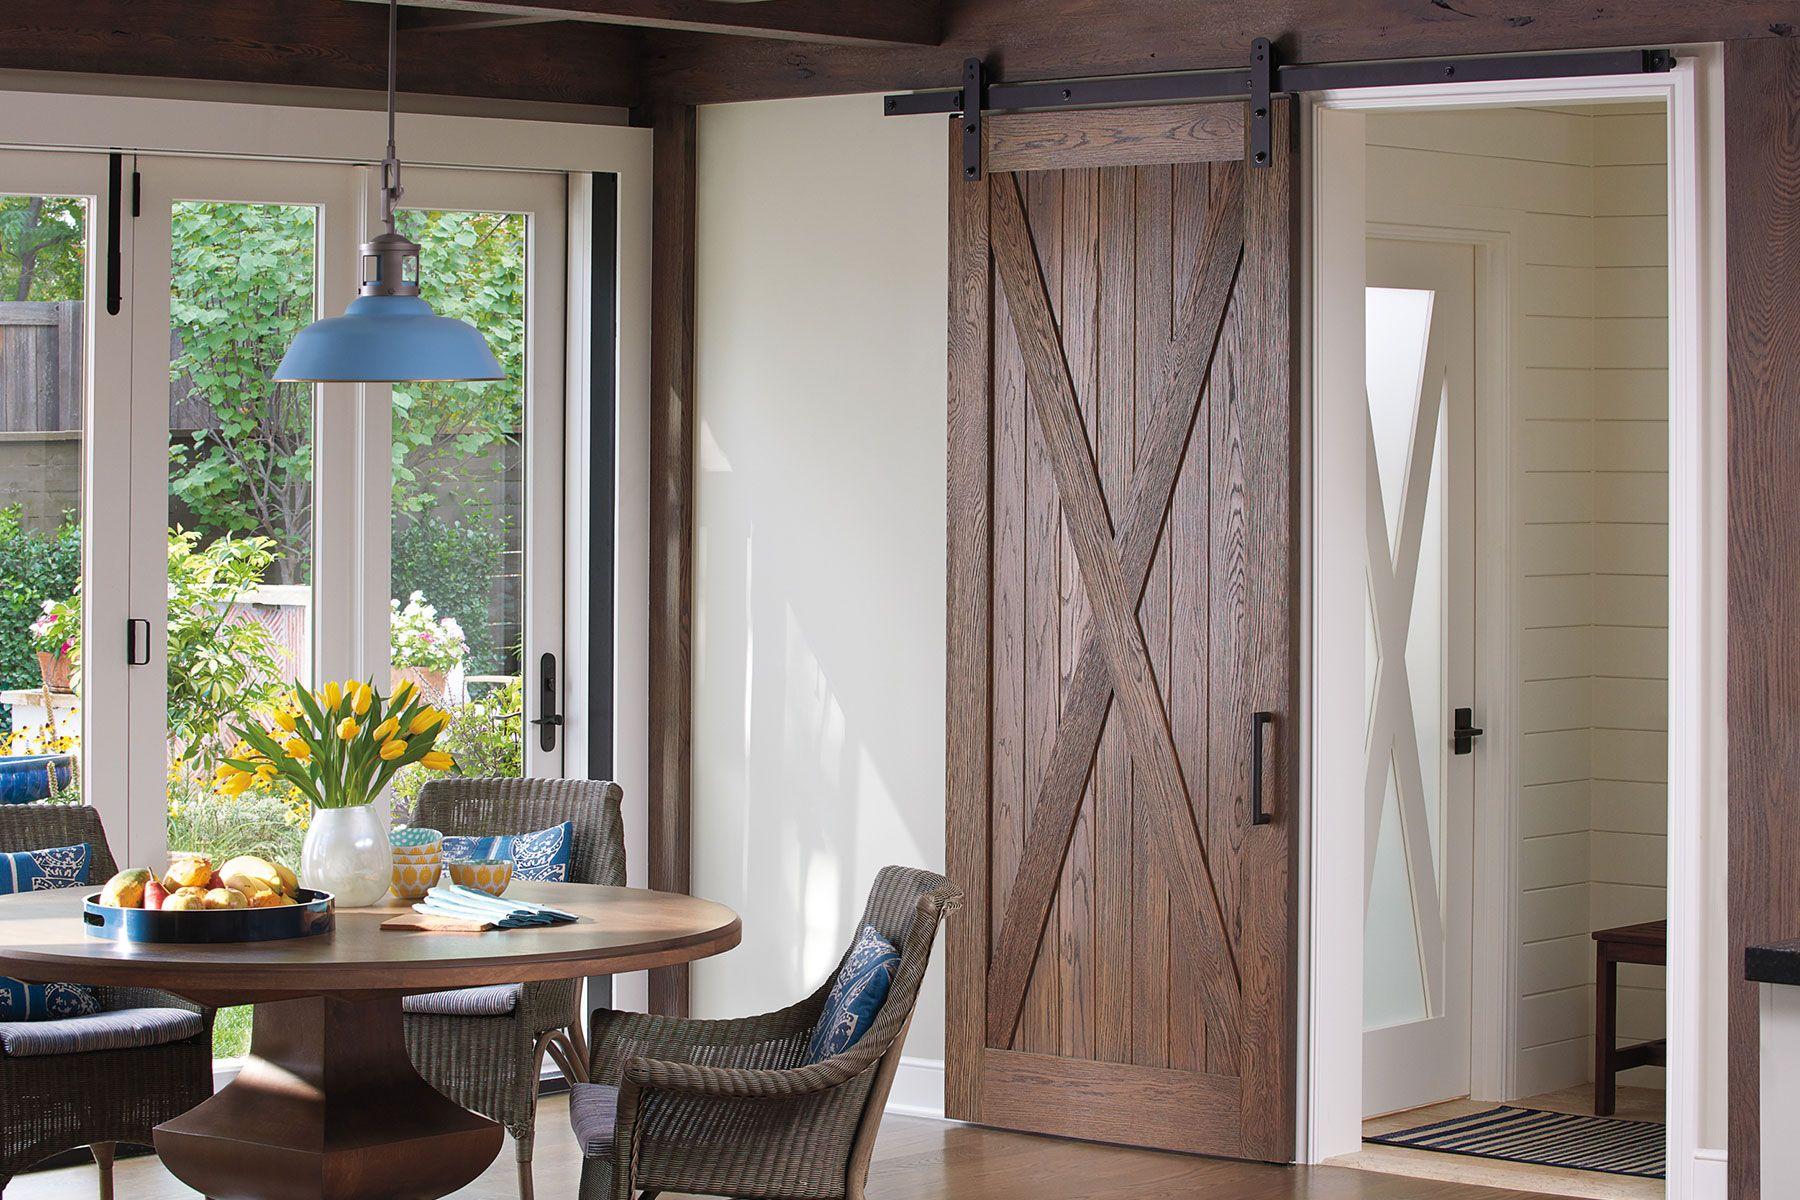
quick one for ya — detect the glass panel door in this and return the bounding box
[387,167,567,801]
[0,151,132,848]
[128,159,360,1061]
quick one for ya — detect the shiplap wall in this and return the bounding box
[1588,107,1670,1087]
[1364,103,1668,1099]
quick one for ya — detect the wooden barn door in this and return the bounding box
[945,101,1298,1161]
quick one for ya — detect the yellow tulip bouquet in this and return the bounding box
[216,678,455,810]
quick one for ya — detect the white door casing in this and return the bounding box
[1362,237,1477,1118]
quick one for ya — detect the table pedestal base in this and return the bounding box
[156,994,503,1200]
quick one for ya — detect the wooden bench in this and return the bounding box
[1593,919,1667,1116]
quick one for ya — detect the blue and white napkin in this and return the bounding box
[415,883,580,929]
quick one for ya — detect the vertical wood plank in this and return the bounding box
[1170,159,1214,1076]
[1020,168,1064,1053]
[646,101,695,1017]
[1235,102,1297,1162]
[1058,167,1098,1061]
[945,120,993,1121]
[1726,37,1800,1200]
[1093,163,1134,1066]
[990,168,1028,992]
[1130,162,1173,1071]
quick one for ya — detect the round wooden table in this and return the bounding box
[0,882,740,1200]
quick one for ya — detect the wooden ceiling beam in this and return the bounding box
[351,0,943,48]
[0,0,639,108]
[639,0,1800,105]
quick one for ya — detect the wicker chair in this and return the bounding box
[0,804,214,1200]
[400,777,627,1200]
[572,865,961,1200]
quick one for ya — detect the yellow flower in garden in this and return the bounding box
[420,750,454,771]
[372,716,400,742]
[351,682,371,716]
[284,737,311,762]
[379,738,408,761]
[322,680,342,711]
[408,708,446,736]
[336,717,360,741]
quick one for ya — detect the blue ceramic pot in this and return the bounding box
[0,755,74,804]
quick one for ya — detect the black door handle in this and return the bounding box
[1251,711,1274,826]
[1453,706,1484,756]
[126,618,150,666]
[530,651,564,752]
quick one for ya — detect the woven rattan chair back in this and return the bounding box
[411,776,625,888]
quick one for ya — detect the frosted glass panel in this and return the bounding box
[1365,287,1433,560]
[1365,757,1425,1028]
[1364,283,1446,1032]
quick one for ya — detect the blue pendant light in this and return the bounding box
[274,0,501,384]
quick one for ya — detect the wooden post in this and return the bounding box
[1726,35,1800,1200]
[645,102,696,1017]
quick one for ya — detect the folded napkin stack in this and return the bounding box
[415,883,580,929]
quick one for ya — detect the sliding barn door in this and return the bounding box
[946,101,1297,1161]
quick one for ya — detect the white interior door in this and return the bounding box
[1361,236,1478,1118]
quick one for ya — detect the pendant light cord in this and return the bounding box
[381,0,403,235]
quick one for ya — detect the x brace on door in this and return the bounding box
[885,42,1675,179]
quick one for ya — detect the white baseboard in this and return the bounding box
[1690,1148,1726,1200]
[885,1056,946,1119]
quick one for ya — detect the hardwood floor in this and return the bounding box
[11,1094,1577,1200]
[1336,1084,1666,1200]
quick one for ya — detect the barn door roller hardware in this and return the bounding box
[887,42,1676,177]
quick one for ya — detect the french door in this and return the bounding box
[945,102,1299,1159]
[124,155,569,866]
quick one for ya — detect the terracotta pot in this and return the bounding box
[36,651,73,694]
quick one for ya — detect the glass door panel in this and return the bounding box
[0,151,131,849]
[164,200,319,866]
[391,169,566,795]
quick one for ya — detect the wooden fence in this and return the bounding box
[0,301,82,434]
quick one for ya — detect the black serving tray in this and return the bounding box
[81,889,334,944]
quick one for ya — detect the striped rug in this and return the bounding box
[1366,1105,1665,1179]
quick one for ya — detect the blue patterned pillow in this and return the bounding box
[0,843,100,1021]
[442,821,573,882]
[803,925,900,1064]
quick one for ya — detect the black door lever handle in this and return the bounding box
[1453,706,1484,756]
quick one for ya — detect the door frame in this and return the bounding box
[1299,49,1726,1200]
[1358,225,1513,1116]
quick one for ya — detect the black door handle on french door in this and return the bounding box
[1250,711,1274,826]
[530,651,564,752]
[126,619,149,666]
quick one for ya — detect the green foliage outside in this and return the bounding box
[0,196,83,302]
[391,675,523,816]
[391,517,506,674]
[168,203,317,584]
[0,507,80,715]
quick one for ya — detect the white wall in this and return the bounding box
[690,95,950,1077]
[1365,103,1669,1099]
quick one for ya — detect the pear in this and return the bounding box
[163,886,208,911]
[99,868,151,909]
[272,863,299,897]
[201,887,248,910]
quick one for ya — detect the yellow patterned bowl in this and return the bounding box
[391,858,442,899]
[447,858,513,897]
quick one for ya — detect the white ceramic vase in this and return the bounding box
[301,805,390,907]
